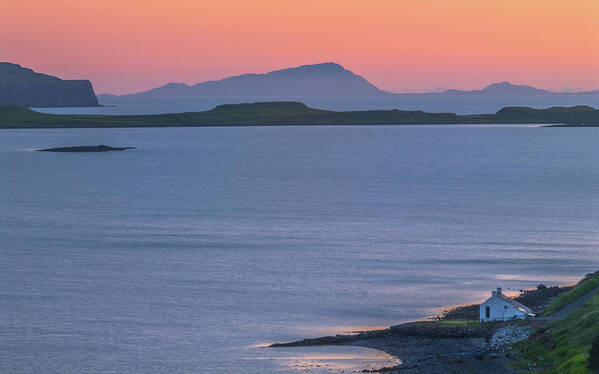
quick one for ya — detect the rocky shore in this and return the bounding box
[271,322,516,373]
[269,285,571,373]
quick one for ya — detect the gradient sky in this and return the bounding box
[2,0,598,94]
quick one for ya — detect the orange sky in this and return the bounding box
[2,0,598,94]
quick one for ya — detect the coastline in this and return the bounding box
[269,284,572,373]
[542,123,599,127]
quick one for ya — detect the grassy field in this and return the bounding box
[511,272,599,373]
[1,102,599,129]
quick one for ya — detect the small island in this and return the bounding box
[36,145,135,152]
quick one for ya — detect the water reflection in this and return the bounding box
[249,346,400,373]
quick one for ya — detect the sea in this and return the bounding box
[2,96,599,373]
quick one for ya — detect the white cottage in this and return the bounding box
[480,288,533,322]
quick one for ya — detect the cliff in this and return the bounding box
[0,62,99,107]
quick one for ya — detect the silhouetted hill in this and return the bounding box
[103,64,599,99]
[442,81,551,95]
[482,81,550,94]
[0,63,98,107]
[129,63,390,97]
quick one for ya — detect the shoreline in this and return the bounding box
[0,122,548,130]
[269,284,572,373]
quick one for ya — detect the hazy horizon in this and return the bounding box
[90,63,597,97]
[5,60,599,97]
[2,0,598,95]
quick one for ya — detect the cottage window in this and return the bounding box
[485,306,490,318]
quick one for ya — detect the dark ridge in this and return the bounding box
[2,102,599,129]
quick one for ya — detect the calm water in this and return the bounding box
[34,94,599,115]
[2,125,599,373]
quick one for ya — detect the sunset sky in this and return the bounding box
[2,0,598,94]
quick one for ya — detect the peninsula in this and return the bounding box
[2,102,599,129]
[270,271,599,373]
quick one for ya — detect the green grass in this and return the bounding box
[2,102,599,129]
[544,271,599,316]
[511,277,599,374]
[432,319,485,328]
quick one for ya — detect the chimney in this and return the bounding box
[492,287,502,297]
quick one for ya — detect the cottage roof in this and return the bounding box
[495,292,533,314]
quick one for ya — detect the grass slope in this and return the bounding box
[512,272,599,373]
[544,272,599,316]
[1,102,599,129]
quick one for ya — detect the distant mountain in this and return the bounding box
[482,81,550,95]
[0,62,98,107]
[436,81,599,96]
[441,81,551,95]
[127,63,390,97]
[105,64,599,99]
